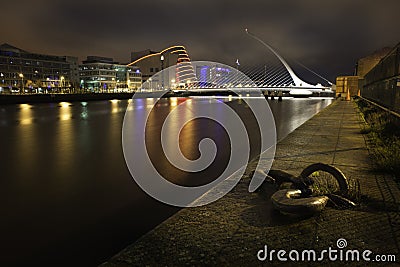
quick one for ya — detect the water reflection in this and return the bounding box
[146,98,155,108]
[110,99,120,114]
[59,102,72,121]
[80,103,88,120]
[266,98,333,141]
[19,104,33,125]
[56,103,74,176]
[170,97,178,107]
[164,98,195,169]
[1,97,333,266]
[16,104,36,181]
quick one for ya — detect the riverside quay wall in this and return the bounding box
[362,42,400,113]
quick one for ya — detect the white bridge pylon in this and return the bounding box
[244,29,333,94]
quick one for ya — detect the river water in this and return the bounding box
[0,97,332,266]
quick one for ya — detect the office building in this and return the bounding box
[79,56,141,92]
[0,43,79,93]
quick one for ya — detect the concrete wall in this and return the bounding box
[357,47,392,77]
[362,43,400,113]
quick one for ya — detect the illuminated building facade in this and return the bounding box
[79,56,141,92]
[335,76,359,97]
[0,43,78,93]
[196,65,232,87]
[129,45,196,88]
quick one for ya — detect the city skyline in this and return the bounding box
[1,0,400,82]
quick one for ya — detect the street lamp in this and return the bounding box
[160,55,164,89]
[19,73,24,94]
[148,77,152,92]
[1,73,4,91]
[46,77,50,93]
[111,77,116,92]
[60,76,65,93]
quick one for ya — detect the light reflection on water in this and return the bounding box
[0,97,332,266]
[111,99,120,114]
[19,103,33,125]
[59,102,72,121]
[57,104,73,176]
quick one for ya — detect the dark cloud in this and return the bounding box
[1,0,399,81]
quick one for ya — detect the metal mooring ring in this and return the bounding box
[271,189,329,215]
[300,163,349,197]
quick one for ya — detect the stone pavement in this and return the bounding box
[101,100,400,266]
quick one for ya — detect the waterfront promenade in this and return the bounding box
[102,100,400,266]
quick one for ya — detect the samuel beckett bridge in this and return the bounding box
[127,30,334,97]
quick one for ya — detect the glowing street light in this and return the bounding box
[160,55,165,89]
[1,72,4,86]
[148,77,152,91]
[19,73,24,94]
[60,76,65,93]
[186,79,191,91]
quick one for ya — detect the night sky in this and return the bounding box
[1,0,399,82]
